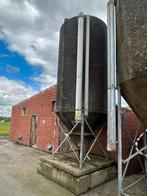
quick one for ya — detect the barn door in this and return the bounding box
[30,115,38,147]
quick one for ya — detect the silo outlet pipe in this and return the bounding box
[107,0,117,151]
[75,13,84,122]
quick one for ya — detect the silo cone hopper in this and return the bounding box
[116,0,147,128]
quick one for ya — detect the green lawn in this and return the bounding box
[0,122,10,136]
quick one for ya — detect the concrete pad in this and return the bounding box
[37,153,116,195]
[90,166,116,189]
[39,153,115,177]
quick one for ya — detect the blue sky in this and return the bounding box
[0,0,129,117]
[0,0,128,117]
[0,40,42,90]
[0,0,108,116]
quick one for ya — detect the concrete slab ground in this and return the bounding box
[0,137,73,196]
[0,137,147,196]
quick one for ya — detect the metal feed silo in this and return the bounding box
[116,0,147,128]
[56,15,107,132]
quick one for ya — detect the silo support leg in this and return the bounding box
[80,112,85,169]
[117,88,123,196]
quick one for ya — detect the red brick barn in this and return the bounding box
[9,85,59,151]
[10,84,144,174]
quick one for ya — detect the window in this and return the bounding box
[51,101,56,112]
[21,107,27,116]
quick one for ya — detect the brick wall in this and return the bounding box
[91,109,144,175]
[10,85,144,174]
[9,85,59,151]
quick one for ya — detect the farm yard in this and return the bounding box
[0,0,146,195]
[0,138,147,196]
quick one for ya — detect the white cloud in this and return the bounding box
[0,0,107,88]
[33,73,57,91]
[0,0,59,89]
[0,0,108,116]
[6,64,20,73]
[0,76,38,116]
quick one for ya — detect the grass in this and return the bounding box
[0,122,10,136]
